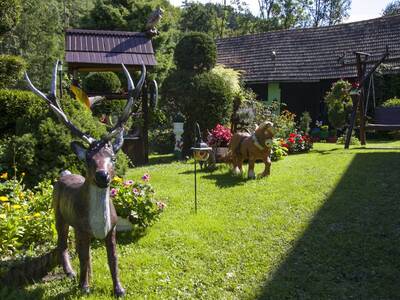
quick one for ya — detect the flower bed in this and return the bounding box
[281,132,313,153]
[110,174,166,229]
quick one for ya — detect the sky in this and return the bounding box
[169,0,394,23]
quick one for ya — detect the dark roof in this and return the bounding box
[216,15,400,83]
[65,29,156,70]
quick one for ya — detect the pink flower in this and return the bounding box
[142,173,150,181]
[132,188,140,195]
[110,188,118,197]
[124,180,134,186]
[157,201,167,210]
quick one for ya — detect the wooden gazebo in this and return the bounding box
[65,28,157,165]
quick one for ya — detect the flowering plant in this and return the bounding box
[282,132,313,153]
[207,124,232,147]
[271,139,288,161]
[110,174,166,228]
[0,174,55,259]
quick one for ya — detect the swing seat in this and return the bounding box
[366,107,400,131]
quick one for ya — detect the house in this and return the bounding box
[216,15,400,120]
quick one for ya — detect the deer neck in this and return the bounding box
[86,183,112,239]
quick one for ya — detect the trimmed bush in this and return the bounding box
[83,72,121,94]
[0,90,129,186]
[174,32,216,72]
[0,55,27,89]
[163,70,234,155]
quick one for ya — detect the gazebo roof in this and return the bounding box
[65,29,157,72]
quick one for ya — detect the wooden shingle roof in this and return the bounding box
[216,15,400,83]
[65,29,156,71]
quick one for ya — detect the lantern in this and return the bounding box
[191,122,211,213]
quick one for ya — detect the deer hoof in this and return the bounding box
[81,286,90,295]
[114,287,126,298]
[66,271,76,278]
[248,170,256,179]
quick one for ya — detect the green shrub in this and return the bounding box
[271,139,288,161]
[111,173,165,229]
[174,32,217,72]
[0,55,27,89]
[149,128,175,154]
[82,72,121,94]
[0,90,128,186]
[0,0,21,35]
[0,177,55,259]
[324,80,353,129]
[380,97,400,108]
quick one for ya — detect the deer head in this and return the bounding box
[25,61,146,188]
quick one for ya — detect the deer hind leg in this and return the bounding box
[55,211,75,278]
[106,227,125,297]
[75,230,91,294]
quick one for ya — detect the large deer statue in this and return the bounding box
[25,61,146,297]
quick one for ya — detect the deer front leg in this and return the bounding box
[55,211,75,278]
[75,230,91,294]
[106,227,125,297]
[260,156,271,178]
[248,158,256,179]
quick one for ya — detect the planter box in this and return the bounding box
[375,107,400,125]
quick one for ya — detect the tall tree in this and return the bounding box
[307,0,351,27]
[0,0,21,36]
[258,0,308,30]
[382,0,400,16]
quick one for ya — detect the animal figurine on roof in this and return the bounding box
[145,7,164,37]
[228,121,275,179]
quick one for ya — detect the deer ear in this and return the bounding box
[71,141,87,161]
[112,130,124,153]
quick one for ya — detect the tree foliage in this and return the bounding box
[306,0,351,27]
[0,0,21,36]
[83,72,122,93]
[382,0,400,16]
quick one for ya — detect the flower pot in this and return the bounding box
[116,216,133,232]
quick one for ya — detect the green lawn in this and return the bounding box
[2,141,400,299]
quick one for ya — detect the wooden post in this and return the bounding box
[142,82,149,164]
[357,54,367,146]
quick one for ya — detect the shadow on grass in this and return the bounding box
[148,154,176,165]
[258,152,400,299]
[202,172,247,188]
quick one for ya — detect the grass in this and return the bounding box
[2,141,400,299]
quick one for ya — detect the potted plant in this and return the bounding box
[375,98,400,124]
[207,124,232,162]
[327,129,338,143]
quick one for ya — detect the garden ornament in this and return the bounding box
[25,60,146,297]
[228,121,275,179]
[145,7,164,37]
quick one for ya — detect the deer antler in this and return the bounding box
[25,60,96,145]
[102,63,146,142]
